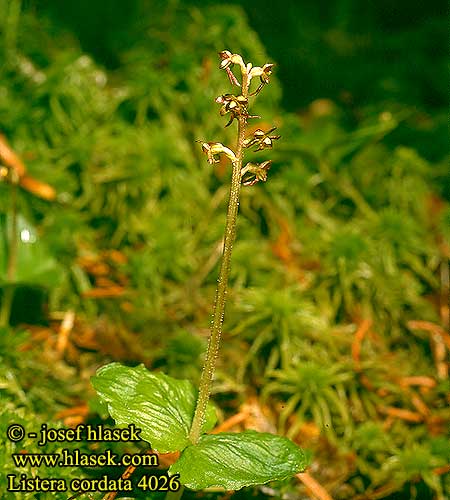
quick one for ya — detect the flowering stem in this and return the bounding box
[189,71,250,445]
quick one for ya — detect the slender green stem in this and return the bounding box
[189,71,249,445]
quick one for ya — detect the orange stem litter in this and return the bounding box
[378,406,423,423]
[211,410,250,434]
[351,319,372,370]
[297,472,334,500]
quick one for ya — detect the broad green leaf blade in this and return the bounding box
[0,215,64,288]
[91,363,217,453]
[169,430,308,490]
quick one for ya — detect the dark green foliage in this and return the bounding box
[170,430,308,490]
[92,363,218,453]
[93,363,307,490]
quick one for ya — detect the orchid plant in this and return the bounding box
[92,51,307,499]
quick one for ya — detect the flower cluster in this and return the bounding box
[218,51,274,93]
[198,50,279,187]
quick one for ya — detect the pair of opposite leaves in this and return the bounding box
[92,363,308,490]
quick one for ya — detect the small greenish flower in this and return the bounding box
[218,50,243,86]
[216,94,247,115]
[197,141,237,165]
[243,127,281,151]
[249,63,274,95]
[241,160,272,186]
[215,94,258,127]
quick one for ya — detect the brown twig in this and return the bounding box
[0,133,26,176]
[101,465,137,500]
[351,319,372,370]
[0,133,56,200]
[433,464,450,476]
[407,320,449,379]
[398,376,437,388]
[82,286,126,298]
[56,310,75,356]
[402,387,430,417]
[352,482,399,500]
[211,410,250,434]
[297,472,334,500]
[377,405,423,423]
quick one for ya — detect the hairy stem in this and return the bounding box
[189,72,249,445]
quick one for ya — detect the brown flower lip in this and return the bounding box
[260,63,274,84]
[218,50,232,70]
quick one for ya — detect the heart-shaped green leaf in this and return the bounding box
[169,430,308,490]
[91,363,217,453]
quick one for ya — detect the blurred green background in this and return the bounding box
[0,1,449,499]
